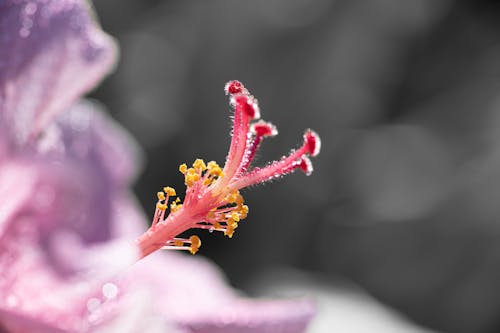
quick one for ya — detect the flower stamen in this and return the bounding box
[135,81,320,259]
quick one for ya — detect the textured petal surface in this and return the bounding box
[0,160,35,236]
[125,253,315,333]
[0,220,93,333]
[32,100,142,246]
[179,299,315,333]
[0,197,144,333]
[38,100,142,186]
[0,0,117,144]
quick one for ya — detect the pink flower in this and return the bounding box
[0,0,318,332]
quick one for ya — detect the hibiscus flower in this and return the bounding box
[0,1,317,332]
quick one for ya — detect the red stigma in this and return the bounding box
[251,121,278,137]
[225,80,245,95]
[298,156,313,176]
[304,130,321,157]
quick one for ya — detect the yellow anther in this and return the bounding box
[179,163,188,174]
[163,186,176,196]
[175,198,181,203]
[224,226,235,238]
[214,221,222,229]
[174,240,184,247]
[193,159,207,171]
[207,161,219,169]
[241,205,249,214]
[203,178,213,186]
[231,212,240,222]
[170,202,183,213]
[186,172,200,186]
[227,218,238,228]
[187,168,197,175]
[156,203,167,211]
[189,235,201,255]
[157,192,165,201]
[235,194,244,205]
[226,193,237,203]
[208,162,223,177]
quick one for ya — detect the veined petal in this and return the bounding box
[0,0,117,144]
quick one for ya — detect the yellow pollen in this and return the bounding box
[189,235,201,255]
[241,205,249,214]
[227,218,238,228]
[226,193,236,203]
[185,172,200,187]
[170,202,182,213]
[175,198,181,203]
[203,178,213,186]
[207,161,219,169]
[156,203,167,211]
[231,212,240,222]
[163,186,176,196]
[174,240,184,247]
[224,226,235,238]
[214,221,222,229]
[157,192,165,201]
[193,159,207,171]
[208,163,223,177]
[235,194,244,205]
[179,163,188,174]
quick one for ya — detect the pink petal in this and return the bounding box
[125,253,315,333]
[18,100,143,273]
[0,0,117,144]
[0,161,35,237]
[0,221,92,332]
[181,299,315,333]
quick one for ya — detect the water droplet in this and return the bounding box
[24,2,38,15]
[86,298,101,313]
[19,27,30,38]
[102,282,118,300]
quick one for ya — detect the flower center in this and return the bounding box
[135,81,321,259]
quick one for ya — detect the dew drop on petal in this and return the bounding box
[102,282,119,300]
[86,298,101,313]
[19,27,30,38]
[24,2,38,15]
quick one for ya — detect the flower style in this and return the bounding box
[0,0,317,332]
[137,81,321,258]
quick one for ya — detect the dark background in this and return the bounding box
[91,1,500,332]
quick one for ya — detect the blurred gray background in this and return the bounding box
[91,1,500,332]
